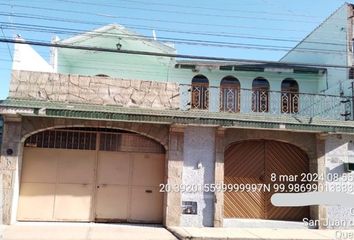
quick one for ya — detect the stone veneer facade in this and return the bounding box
[9,70,179,109]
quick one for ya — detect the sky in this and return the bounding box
[0,0,349,99]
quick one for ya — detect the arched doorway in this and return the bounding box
[191,75,209,110]
[17,128,165,223]
[224,140,309,221]
[220,76,240,112]
[252,77,269,112]
[281,78,299,114]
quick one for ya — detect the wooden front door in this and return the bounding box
[224,140,309,221]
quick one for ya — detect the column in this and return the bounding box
[214,128,225,227]
[270,83,281,115]
[240,89,252,113]
[209,87,220,112]
[179,85,190,111]
[0,118,22,224]
[316,134,327,229]
[180,126,215,227]
[164,125,184,226]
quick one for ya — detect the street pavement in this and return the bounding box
[168,226,354,240]
[0,222,177,240]
[2,222,354,240]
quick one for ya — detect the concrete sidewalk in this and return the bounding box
[2,223,354,240]
[168,227,354,240]
[0,222,177,240]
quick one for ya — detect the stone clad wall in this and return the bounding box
[10,70,180,109]
[0,120,22,225]
[181,126,215,227]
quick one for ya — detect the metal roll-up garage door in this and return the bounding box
[17,128,165,223]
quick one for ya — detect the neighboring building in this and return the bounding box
[0,3,354,230]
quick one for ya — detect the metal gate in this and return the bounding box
[17,128,165,223]
[224,140,309,221]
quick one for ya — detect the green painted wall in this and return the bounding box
[280,3,349,95]
[169,67,321,94]
[57,26,324,94]
[58,27,175,82]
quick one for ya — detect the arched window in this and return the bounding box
[252,77,269,112]
[281,78,299,114]
[191,75,209,109]
[220,76,240,112]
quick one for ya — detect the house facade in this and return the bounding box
[1,3,354,229]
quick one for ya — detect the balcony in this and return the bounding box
[179,84,352,121]
[4,71,353,124]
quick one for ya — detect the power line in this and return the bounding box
[0,22,350,57]
[1,3,318,33]
[2,30,350,57]
[0,26,12,61]
[12,0,330,19]
[0,2,349,64]
[3,21,347,47]
[0,45,343,82]
[98,0,336,20]
[0,11,313,34]
[0,2,321,24]
[2,57,329,81]
[0,6,346,44]
[0,14,313,43]
[0,5,348,43]
[0,37,352,69]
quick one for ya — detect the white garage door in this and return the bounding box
[17,129,165,223]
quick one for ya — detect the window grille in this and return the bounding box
[25,130,97,150]
[191,75,209,110]
[220,76,240,112]
[25,129,164,153]
[252,77,270,113]
[99,133,121,152]
[100,133,164,153]
[281,78,299,114]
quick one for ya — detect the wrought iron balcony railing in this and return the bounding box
[179,84,353,121]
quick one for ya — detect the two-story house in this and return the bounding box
[1,3,354,230]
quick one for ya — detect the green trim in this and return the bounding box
[2,98,354,133]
